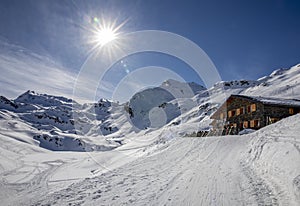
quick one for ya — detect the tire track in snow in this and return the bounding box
[242,132,292,206]
[2,160,64,206]
[241,162,279,206]
[30,131,299,206]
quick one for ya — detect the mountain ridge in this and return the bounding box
[1,63,300,151]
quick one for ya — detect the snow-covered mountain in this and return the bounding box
[242,64,300,98]
[0,90,126,151]
[127,79,206,130]
[1,64,300,152]
[0,79,210,151]
[1,63,300,205]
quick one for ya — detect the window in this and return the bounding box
[250,120,254,128]
[232,110,236,116]
[228,110,236,117]
[250,120,260,128]
[270,117,280,124]
[243,121,249,128]
[251,104,256,112]
[256,120,260,127]
[240,107,244,115]
[220,113,224,119]
[247,105,251,113]
[236,108,240,116]
[289,108,294,115]
[239,122,243,129]
[247,104,256,113]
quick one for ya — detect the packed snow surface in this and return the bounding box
[1,63,300,205]
[1,114,300,205]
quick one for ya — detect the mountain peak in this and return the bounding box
[15,90,37,101]
[14,90,74,107]
[160,79,206,96]
[161,79,182,86]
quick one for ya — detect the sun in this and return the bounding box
[88,17,127,52]
[95,27,117,46]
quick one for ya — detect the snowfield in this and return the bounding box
[1,63,300,205]
[1,114,300,205]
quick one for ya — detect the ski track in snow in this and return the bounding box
[1,64,300,205]
[1,124,300,205]
[1,114,300,205]
[27,116,300,206]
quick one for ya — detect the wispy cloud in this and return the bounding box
[0,41,76,100]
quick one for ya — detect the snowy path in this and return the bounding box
[32,126,300,206]
[1,115,300,205]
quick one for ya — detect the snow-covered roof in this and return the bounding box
[232,95,300,107]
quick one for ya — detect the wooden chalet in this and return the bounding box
[210,95,300,135]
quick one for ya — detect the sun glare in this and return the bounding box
[96,28,117,46]
[88,17,128,53]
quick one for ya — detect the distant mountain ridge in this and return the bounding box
[1,63,300,151]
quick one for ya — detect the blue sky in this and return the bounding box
[0,0,300,101]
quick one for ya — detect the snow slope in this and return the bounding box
[243,64,300,98]
[0,79,208,151]
[0,91,131,151]
[4,63,299,152]
[28,114,300,206]
[1,64,300,205]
